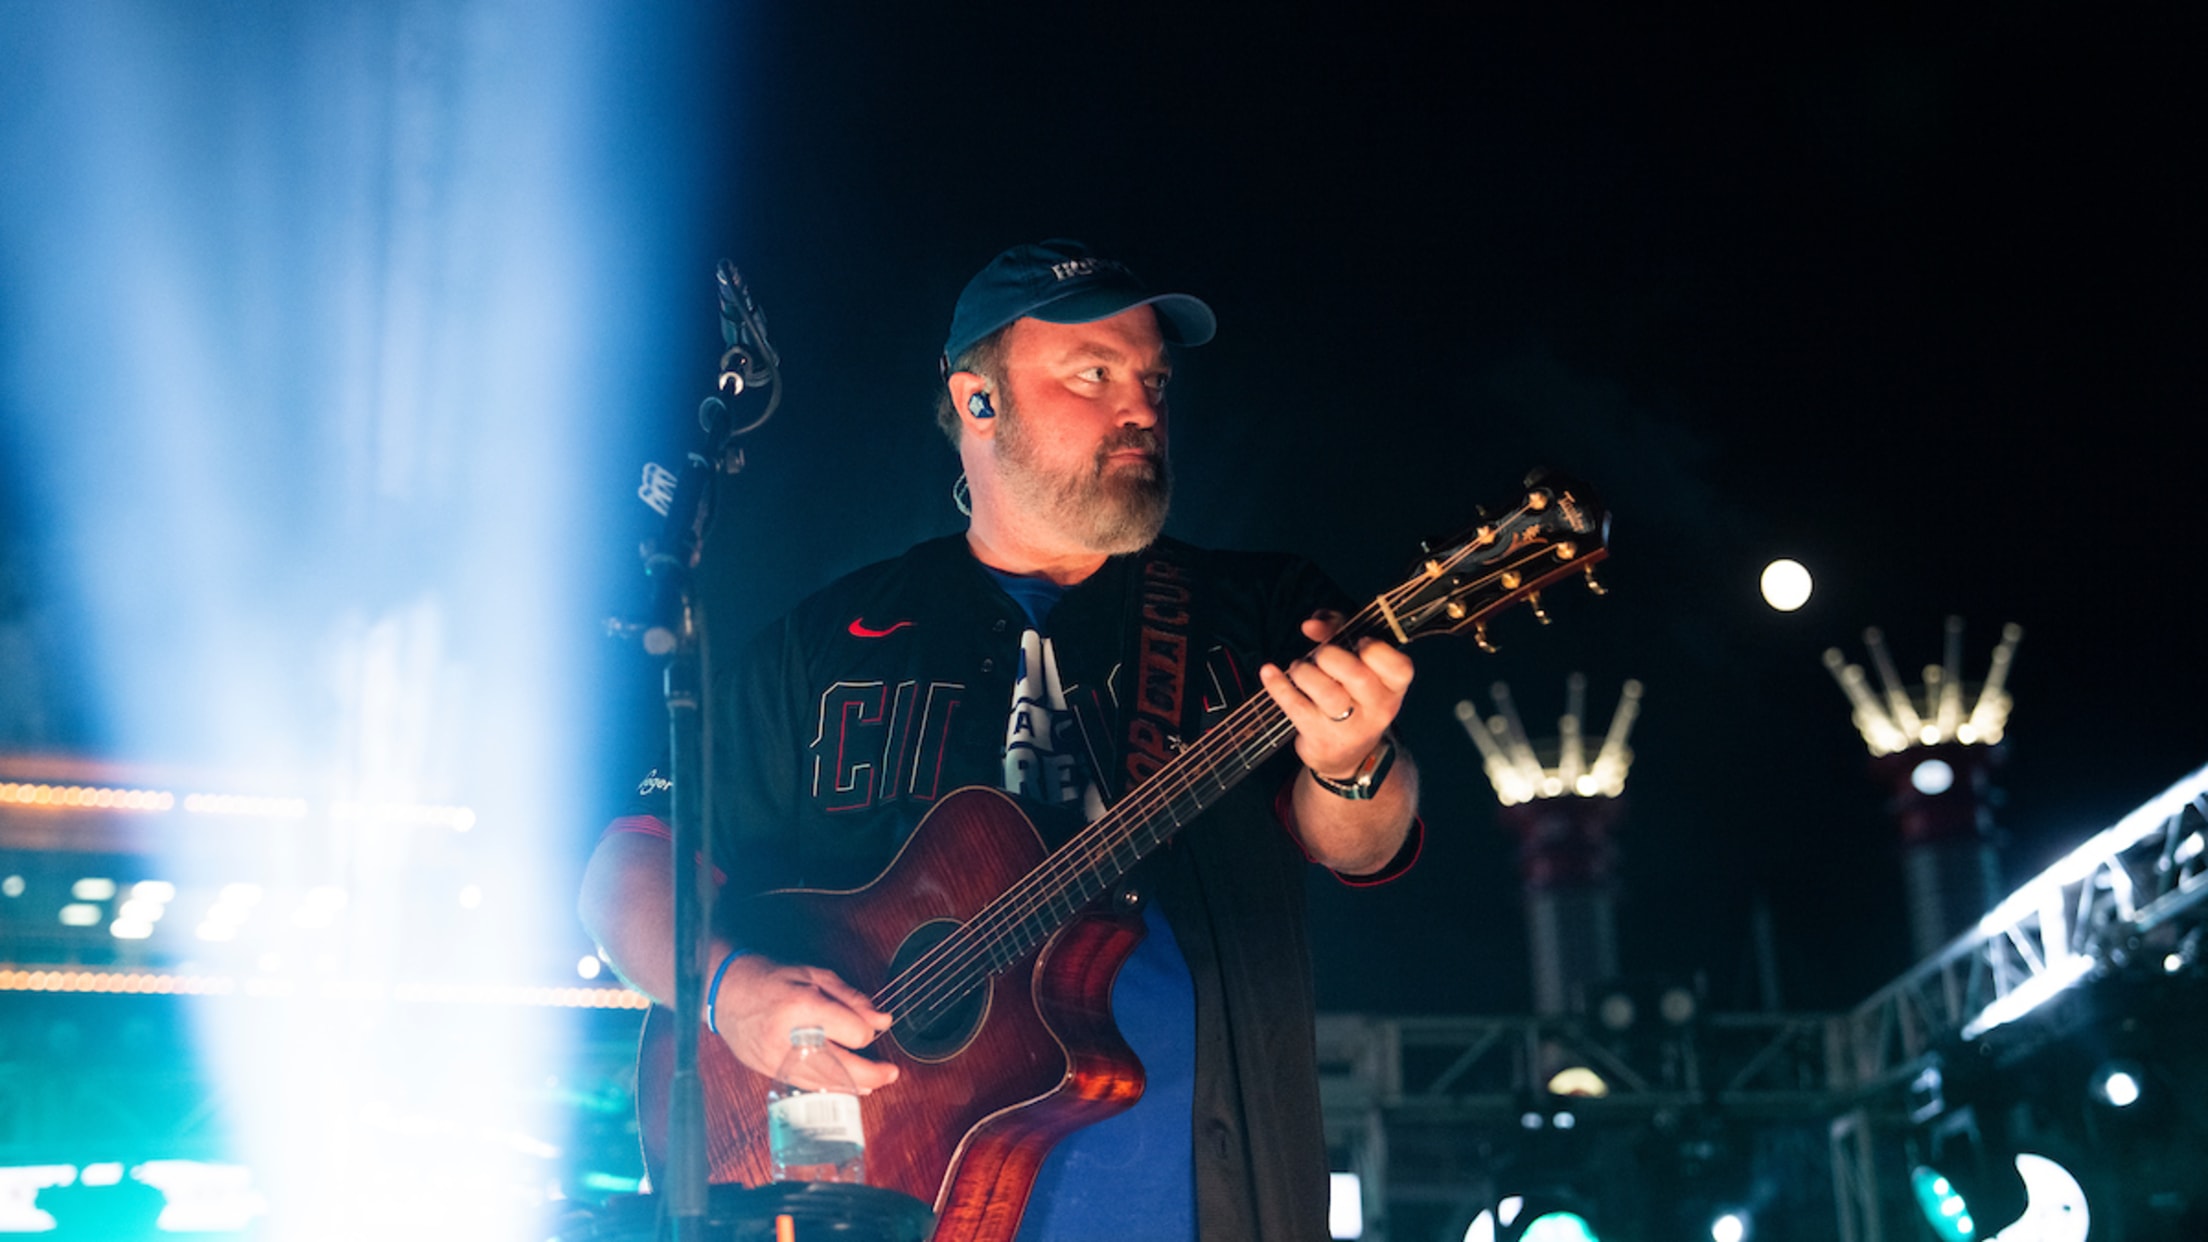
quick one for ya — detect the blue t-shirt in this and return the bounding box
[986,568,1197,1242]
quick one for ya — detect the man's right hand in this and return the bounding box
[715,953,900,1093]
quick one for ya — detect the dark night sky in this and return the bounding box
[573,3,2203,1018]
[4,3,2185,1020]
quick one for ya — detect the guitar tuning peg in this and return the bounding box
[1527,591,1550,625]
[1474,622,1497,654]
[1583,566,1607,596]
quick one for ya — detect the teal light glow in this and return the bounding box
[1521,1211,1599,1242]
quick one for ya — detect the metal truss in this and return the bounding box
[1841,762,2208,1092]
[1316,1009,1849,1238]
[1317,1010,1846,1122]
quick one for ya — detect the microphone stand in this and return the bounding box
[622,264,930,1242]
[640,261,778,1242]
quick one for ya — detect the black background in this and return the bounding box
[576,2,2206,1018]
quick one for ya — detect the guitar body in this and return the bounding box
[636,785,1148,1242]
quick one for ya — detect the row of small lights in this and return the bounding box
[0,967,648,1009]
[18,876,508,942]
[0,1160,266,1234]
[38,878,346,942]
[1,780,475,829]
[14,876,625,985]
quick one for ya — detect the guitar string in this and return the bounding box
[871,651,1324,1022]
[870,543,1534,1022]
[872,537,1575,1022]
[868,594,1400,1020]
[871,542,1566,1024]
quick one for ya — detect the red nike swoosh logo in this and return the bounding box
[848,618,915,638]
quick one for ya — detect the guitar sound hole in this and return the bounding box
[884,919,988,1063]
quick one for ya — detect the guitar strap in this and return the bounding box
[1118,540,1207,801]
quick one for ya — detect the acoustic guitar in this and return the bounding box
[636,471,1611,1240]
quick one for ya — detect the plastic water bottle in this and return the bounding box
[766,1026,868,1183]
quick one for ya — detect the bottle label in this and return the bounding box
[769,1092,864,1146]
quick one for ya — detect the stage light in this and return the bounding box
[1458,677,1642,805]
[580,1172,642,1195]
[1658,986,1698,1025]
[1911,758,1955,795]
[1470,1194,1601,1242]
[1329,1171,1364,1239]
[1552,1111,1577,1130]
[71,877,116,902]
[6,2,708,1234]
[1546,1067,1609,1098]
[117,898,166,923]
[1521,1212,1598,1242]
[2001,1155,2088,1241]
[1,875,21,897]
[2093,1062,2144,1108]
[1759,559,1812,611]
[132,1161,269,1233]
[576,955,603,981]
[1597,993,1635,1031]
[0,1166,74,1232]
[1711,1211,1748,1242]
[1910,1166,1976,1240]
[1913,1153,2088,1242]
[59,903,101,927]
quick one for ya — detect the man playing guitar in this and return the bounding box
[580,239,1422,1241]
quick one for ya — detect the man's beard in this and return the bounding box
[991,398,1171,555]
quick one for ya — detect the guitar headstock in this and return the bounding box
[1375,471,1610,651]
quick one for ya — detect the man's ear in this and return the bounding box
[947,370,998,439]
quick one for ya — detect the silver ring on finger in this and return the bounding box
[1328,704,1356,722]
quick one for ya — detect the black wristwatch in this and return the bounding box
[1311,737,1397,801]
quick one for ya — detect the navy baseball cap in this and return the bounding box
[941,239,1216,374]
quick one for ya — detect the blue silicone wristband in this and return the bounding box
[704,947,752,1035]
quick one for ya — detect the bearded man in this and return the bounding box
[580,239,1421,1241]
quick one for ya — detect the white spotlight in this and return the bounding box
[2100,1069,2141,1108]
[1328,1171,1363,1239]
[1911,759,1956,795]
[1759,559,1812,611]
[1712,1211,1748,1242]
